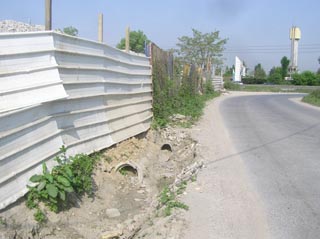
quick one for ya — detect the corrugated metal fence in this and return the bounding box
[0,32,152,209]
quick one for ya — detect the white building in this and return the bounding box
[233,56,246,82]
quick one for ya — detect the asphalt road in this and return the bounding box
[220,93,320,239]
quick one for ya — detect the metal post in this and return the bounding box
[98,13,103,43]
[45,0,52,30]
[125,26,130,53]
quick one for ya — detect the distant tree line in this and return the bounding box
[236,56,320,86]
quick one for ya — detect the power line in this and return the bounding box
[226,43,320,48]
[224,45,320,54]
[223,51,319,54]
[160,43,320,57]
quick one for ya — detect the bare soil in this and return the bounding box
[0,126,198,239]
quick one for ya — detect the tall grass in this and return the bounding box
[302,90,320,107]
[152,79,219,128]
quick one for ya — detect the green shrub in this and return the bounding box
[242,77,266,84]
[26,147,99,222]
[292,71,320,86]
[69,153,98,197]
[203,80,215,94]
[268,67,284,84]
[224,81,240,90]
[26,160,74,213]
[152,77,219,128]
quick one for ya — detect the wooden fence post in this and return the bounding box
[98,13,103,43]
[45,0,52,30]
[125,26,130,52]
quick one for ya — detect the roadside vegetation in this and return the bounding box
[152,28,226,128]
[59,26,79,36]
[302,90,320,107]
[223,81,319,93]
[117,30,150,53]
[26,146,99,223]
[158,184,189,217]
[153,78,219,128]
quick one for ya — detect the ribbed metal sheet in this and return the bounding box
[0,32,152,209]
[212,76,223,91]
[0,32,68,113]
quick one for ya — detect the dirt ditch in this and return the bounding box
[0,126,201,239]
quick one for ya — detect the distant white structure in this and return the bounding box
[289,26,301,73]
[233,56,246,82]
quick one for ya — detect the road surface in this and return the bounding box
[182,92,320,239]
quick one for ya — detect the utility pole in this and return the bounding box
[98,13,103,43]
[45,0,52,30]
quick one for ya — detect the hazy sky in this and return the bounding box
[1,0,319,72]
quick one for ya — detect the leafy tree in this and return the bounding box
[280,56,290,79]
[117,30,149,53]
[268,67,283,84]
[223,65,234,77]
[62,26,78,36]
[254,63,266,79]
[176,29,227,70]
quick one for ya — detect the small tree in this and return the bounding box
[62,26,78,36]
[176,29,227,70]
[254,63,266,79]
[117,30,149,53]
[268,67,283,84]
[280,56,290,79]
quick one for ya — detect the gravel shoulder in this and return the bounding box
[180,92,270,239]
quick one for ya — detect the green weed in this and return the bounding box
[119,168,128,176]
[34,209,46,223]
[176,181,187,195]
[0,217,6,226]
[26,146,99,222]
[191,175,197,182]
[152,88,219,129]
[159,186,189,217]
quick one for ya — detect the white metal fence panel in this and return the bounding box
[212,76,223,91]
[0,32,152,209]
[0,32,68,113]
